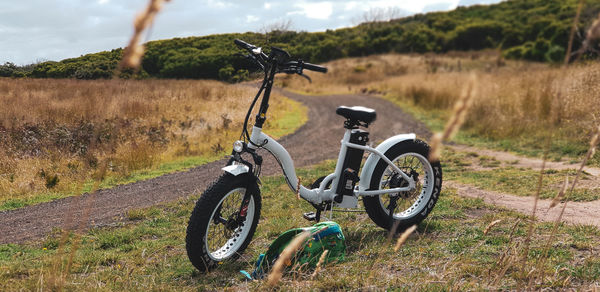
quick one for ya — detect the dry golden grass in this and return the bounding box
[550,175,569,208]
[393,224,416,251]
[0,78,302,206]
[267,231,310,286]
[428,73,477,162]
[284,52,600,153]
[483,219,502,235]
[281,50,600,289]
[120,0,171,69]
[310,249,329,280]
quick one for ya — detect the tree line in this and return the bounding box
[2,0,599,80]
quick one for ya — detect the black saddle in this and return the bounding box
[336,106,377,125]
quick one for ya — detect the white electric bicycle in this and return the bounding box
[186,39,442,272]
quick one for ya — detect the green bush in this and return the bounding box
[0,62,34,78]
[449,21,506,50]
[218,64,235,80]
[22,0,600,80]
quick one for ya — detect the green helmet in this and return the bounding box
[243,221,346,280]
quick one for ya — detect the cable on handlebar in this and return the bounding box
[239,70,270,148]
[235,39,326,147]
[240,77,264,142]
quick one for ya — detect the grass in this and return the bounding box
[449,167,598,201]
[0,78,307,210]
[1,161,599,290]
[442,148,600,202]
[282,52,600,167]
[0,155,216,211]
[281,52,600,202]
[384,95,595,165]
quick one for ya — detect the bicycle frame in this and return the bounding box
[186,40,442,274]
[240,125,417,208]
[223,42,418,209]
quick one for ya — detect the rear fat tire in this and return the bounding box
[363,139,442,233]
[185,173,261,273]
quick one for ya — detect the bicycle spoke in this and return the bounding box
[379,152,434,219]
[204,187,256,261]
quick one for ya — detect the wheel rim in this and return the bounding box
[205,187,255,261]
[378,152,434,220]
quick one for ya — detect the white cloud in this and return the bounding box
[98,0,110,4]
[246,15,259,23]
[347,0,457,14]
[291,1,333,20]
[205,0,233,9]
[264,2,271,9]
[344,2,359,11]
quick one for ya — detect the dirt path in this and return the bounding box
[0,91,428,244]
[447,181,600,226]
[450,144,600,176]
[445,144,600,226]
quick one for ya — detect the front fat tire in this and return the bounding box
[185,173,261,273]
[363,139,442,233]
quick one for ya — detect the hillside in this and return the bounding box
[2,0,600,80]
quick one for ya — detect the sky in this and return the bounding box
[0,0,502,65]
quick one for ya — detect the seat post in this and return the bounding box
[344,119,362,129]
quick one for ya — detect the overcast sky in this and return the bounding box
[0,0,502,65]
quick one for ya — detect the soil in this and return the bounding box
[0,91,429,244]
[449,144,600,176]
[447,181,600,226]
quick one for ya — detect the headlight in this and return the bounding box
[233,140,244,153]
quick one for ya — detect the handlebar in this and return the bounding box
[234,39,256,51]
[233,39,327,74]
[302,62,327,73]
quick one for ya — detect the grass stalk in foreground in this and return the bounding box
[428,74,476,162]
[518,142,549,290]
[120,0,171,70]
[267,231,310,286]
[534,124,600,287]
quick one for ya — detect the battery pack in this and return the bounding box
[335,129,369,202]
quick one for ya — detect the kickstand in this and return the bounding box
[388,195,399,227]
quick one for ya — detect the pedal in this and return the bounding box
[303,212,318,221]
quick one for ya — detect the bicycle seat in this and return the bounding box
[336,106,377,124]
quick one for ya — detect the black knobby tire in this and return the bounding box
[185,173,261,273]
[363,139,442,233]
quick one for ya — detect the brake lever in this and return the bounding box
[298,73,312,83]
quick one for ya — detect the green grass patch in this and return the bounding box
[1,161,598,290]
[447,167,599,201]
[442,148,600,202]
[262,97,308,138]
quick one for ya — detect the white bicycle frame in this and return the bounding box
[223,125,418,209]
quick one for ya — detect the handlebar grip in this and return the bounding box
[303,62,327,73]
[234,39,255,50]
